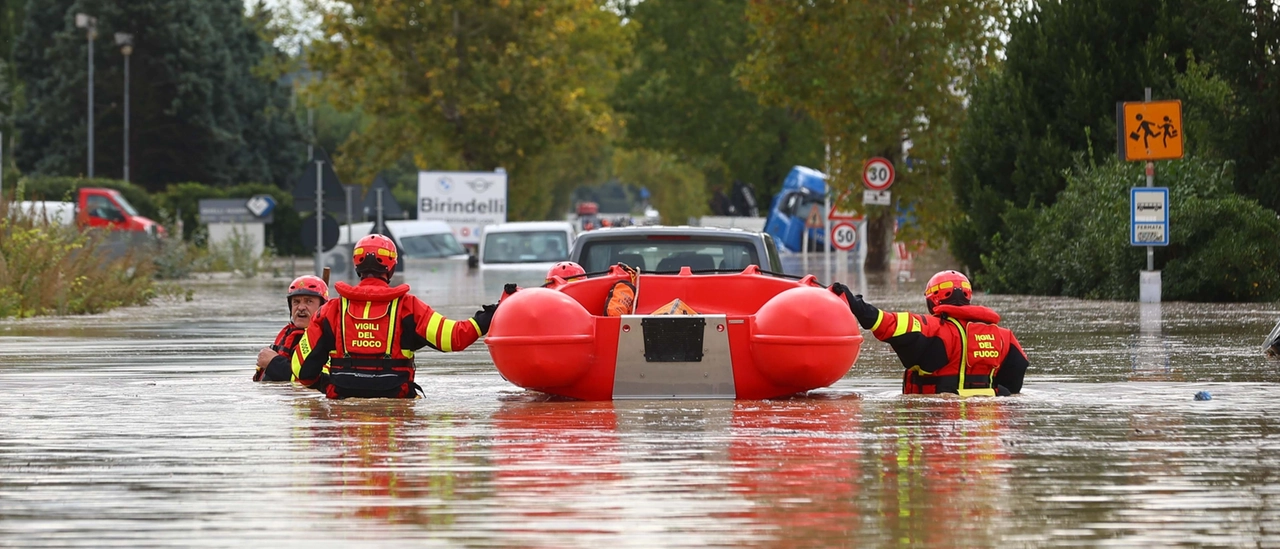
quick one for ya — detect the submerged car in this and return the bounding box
[324,220,469,277]
[478,221,576,271]
[569,225,784,274]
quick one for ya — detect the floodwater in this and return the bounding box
[2,254,1279,548]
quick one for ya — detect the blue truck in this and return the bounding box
[763,166,832,253]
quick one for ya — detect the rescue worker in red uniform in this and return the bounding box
[255,275,328,381]
[830,270,1028,396]
[291,234,500,398]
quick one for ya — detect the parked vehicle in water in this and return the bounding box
[569,225,783,274]
[324,219,469,277]
[478,221,576,271]
[763,166,829,253]
[12,188,166,238]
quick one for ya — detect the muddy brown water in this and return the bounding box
[1,256,1278,548]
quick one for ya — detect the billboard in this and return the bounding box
[418,170,508,245]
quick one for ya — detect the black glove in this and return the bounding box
[830,283,878,330]
[504,283,518,295]
[473,303,499,335]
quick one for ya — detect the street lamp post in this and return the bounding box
[115,33,133,182]
[75,13,97,178]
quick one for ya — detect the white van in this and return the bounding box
[324,220,470,276]
[478,221,576,271]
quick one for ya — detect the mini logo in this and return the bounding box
[437,177,454,194]
[466,178,494,194]
[246,195,275,217]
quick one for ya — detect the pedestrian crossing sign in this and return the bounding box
[1118,100,1183,162]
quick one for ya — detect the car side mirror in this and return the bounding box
[467,253,478,269]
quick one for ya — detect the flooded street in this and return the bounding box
[2,256,1279,548]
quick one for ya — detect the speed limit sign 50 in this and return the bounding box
[831,221,858,251]
[862,157,895,191]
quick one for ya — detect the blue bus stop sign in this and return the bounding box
[1130,187,1169,246]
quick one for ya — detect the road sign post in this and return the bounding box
[831,221,857,251]
[1118,88,1182,303]
[861,157,894,207]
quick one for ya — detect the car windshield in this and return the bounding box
[483,230,570,264]
[109,190,139,216]
[578,239,761,273]
[400,233,466,258]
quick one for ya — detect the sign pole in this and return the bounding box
[314,160,323,277]
[1144,87,1154,273]
[345,186,353,244]
[376,188,385,234]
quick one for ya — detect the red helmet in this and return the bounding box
[353,234,398,277]
[545,261,586,283]
[924,270,972,310]
[287,275,328,310]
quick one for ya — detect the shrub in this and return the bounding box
[0,200,156,318]
[979,156,1280,302]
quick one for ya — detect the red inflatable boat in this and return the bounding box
[485,264,863,400]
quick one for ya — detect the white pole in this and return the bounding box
[123,51,130,181]
[823,141,832,283]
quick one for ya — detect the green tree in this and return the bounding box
[612,0,823,206]
[13,0,303,192]
[739,0,1008,269]
[1218,2,1280,213]
[613,148,708,225]
[0,0,25,174]
[948,0,1251,274]
[305,0,628,220]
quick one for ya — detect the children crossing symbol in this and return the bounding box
[1118,100,1184,162]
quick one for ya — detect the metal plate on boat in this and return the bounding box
[613,314,735,399]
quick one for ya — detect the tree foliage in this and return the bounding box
[305,0,628,220]
[611,0,823,206]
[948,0,1259,274]
[739,0,1009,268]
[980,156,1280,302]
[13,0,303,192]
[612,148,708,225]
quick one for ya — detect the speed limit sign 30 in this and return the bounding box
[862,157,895,191]
[831,221,858,251]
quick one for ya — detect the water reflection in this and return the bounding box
[294,398,480,527]
[876,398,1012,547]
[1131,302,1175,381]
[726,396,864,542]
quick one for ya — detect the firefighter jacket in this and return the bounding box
[867,303,1029,396]
[291,277,488,398]
[255,323,304,382]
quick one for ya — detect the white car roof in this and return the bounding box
[482,221,575,234]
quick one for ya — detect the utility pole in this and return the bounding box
[76,13,98,178]
[115,33,133,181]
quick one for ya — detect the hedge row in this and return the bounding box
[979,156,1280,302]
[13,177,307,256]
